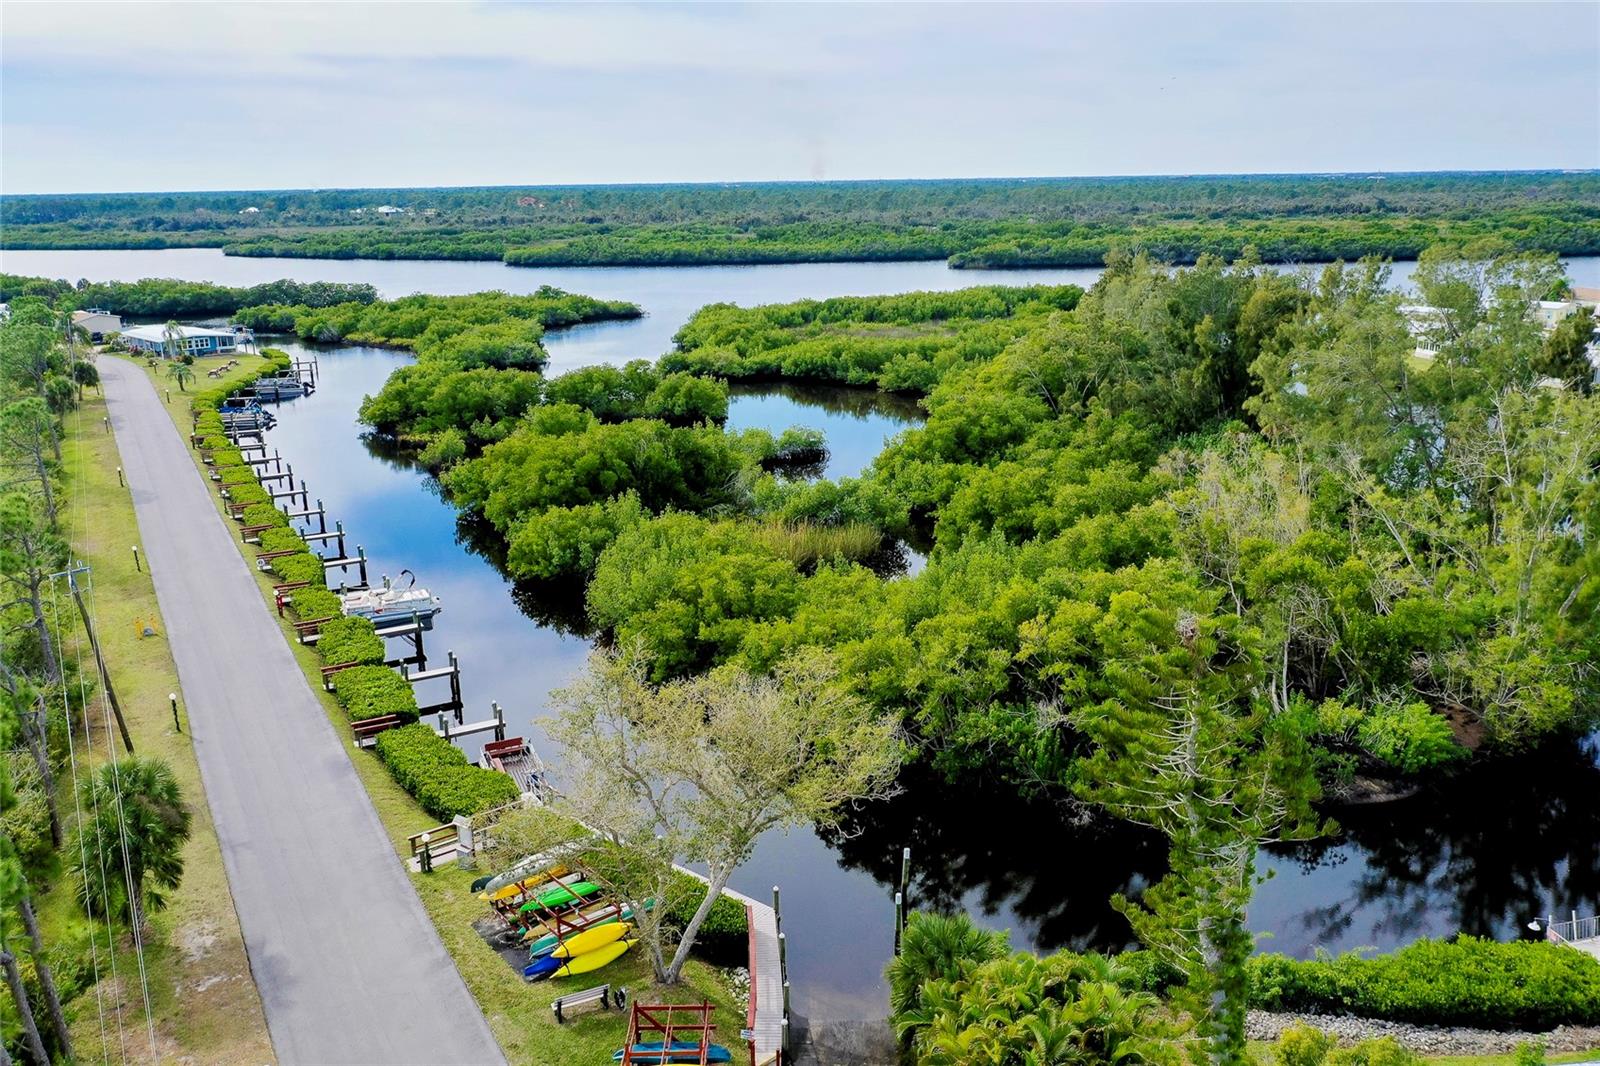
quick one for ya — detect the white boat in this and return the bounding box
[341,572,441,630]
[252,375,311,400]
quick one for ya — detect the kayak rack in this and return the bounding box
[620,1002,720,1066]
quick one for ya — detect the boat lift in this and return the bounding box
[402,649,463,717]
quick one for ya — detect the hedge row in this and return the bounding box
[269,552,325,586]
[318,616,385,666]
[372,724,520,820]
[244,503,288,528]
[1247,938,1600,1030]
[183,351,515,821]
[289,586,342,620]
[227,482,272,509]
[332,665,418,724]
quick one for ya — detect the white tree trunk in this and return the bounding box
[664,863,734,984]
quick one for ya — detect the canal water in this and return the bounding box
[6,247,1598,1026]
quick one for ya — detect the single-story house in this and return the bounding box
[121,324,242,357]
[72,308,123,342]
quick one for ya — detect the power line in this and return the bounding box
[83,568,159,1058]
[49,576,114,1065]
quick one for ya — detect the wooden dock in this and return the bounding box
[680,878,786,1060]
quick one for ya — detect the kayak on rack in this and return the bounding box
[550,921,632,960]
[524,937,637,981]
[611,1042,733,1064]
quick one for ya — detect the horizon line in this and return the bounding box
[6,167,1597,201]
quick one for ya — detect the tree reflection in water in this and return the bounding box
[819,763,1166,955]
[1262,734,1600,954]
[821,735,1599,961]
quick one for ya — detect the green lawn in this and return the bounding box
[127,354,748,1064]
[41,359,275,1063]
[1247,1043,1600,1066]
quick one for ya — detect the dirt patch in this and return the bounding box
[174,920,220,964]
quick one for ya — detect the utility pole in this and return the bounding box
[66,569,134,753]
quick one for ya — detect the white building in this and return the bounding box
[71,308,123,342]
[121,324,244,357]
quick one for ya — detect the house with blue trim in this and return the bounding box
[121,324,245,357]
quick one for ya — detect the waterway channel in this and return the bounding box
[5,247,1598,1028]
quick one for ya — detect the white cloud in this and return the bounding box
[1,2,1594,193]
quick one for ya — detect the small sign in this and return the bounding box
[739,1030,754,1042]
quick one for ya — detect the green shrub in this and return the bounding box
[258,527,307,553]
[243,503,288,528]
[1275,1024,1336,1066]
[1247,938,1600,1029]
[1356,701,1465,773]
[218,466,257,486]
[226,483,272,508]
[1514,1041,1547,1066]
[373,724,520,819]
[317,616,385,666]
[1115,949,1185,995]
[418,429,467,471]
[663,869,749,953]
[1328,1039,1420,1066]
[269,552,325,586]
[331,665,417,723]
[289,587,343,620]
[210,447,246,468]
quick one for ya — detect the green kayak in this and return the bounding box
[518,880,601,914]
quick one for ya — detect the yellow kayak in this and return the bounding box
[481,864,569,903]
[550,922,632,960]
[552,938,636,978]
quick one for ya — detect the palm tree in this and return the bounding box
[168,359,195,393]
[53,302,88,362]
[885,910,1009,1022]
[162,319,185,361]
[70,758,192,927]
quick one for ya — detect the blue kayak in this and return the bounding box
[612,1042,732,1063]
[522,953,563,981]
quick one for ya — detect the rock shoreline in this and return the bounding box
[1246,1010,1600,1056]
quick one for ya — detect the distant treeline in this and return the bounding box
[0,273,378,317]
[3,173,1597,269]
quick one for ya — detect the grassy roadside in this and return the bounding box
[41,365,274,1063]
[124,354,748,1064]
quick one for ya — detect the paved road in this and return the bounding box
[101,358,505,1065]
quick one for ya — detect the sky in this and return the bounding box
[1,2,1596,195]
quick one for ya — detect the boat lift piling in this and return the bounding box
[436,699,505,743]
[321,544,368,586]
[302,521,347,561]
[269,479,310,509]
[284,498,328,534]
[404,649,463,718]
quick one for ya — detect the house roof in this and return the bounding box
[121,324,237,343]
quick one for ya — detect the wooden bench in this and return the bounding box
[318,660,360,688]
[552,984,624,1021]
[351,714,408,747]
